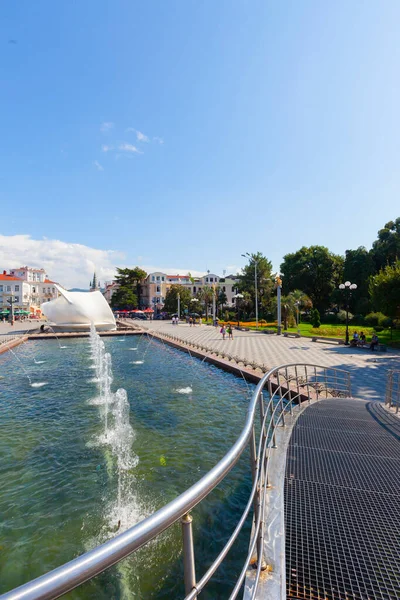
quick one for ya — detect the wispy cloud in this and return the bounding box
[153,136,164,145]
[126,128,150,142]
[101,144,113,152]
[93,160,104,171]
[0,234,124,289]
[100,122,114,133]
[136,130,149,143]
[119,143,142,154]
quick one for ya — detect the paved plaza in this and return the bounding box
[140,320,400,402]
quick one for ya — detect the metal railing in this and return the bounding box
[1,363,351,600]
[385,370,400,413]
[0,333,26,348]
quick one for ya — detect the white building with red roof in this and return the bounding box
[0,266,61,315]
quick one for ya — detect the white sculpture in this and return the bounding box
[41,285,116,332]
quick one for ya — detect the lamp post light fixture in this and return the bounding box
[242,253,259,329]
[338,281,357,345]
[233,293,244,327]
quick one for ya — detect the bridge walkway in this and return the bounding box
[285,398,400,600]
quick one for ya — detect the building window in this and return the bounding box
[6,286,11,292]
[43,288,46,293]
[52,288,55,293]
[156,276,160,281]
[210,277,213,282]
[32,287,36,293]
[193,286,196,293]
[223,286,226,292]
[15,285,19,292]
[206,278,208,282]
[156,286,160,293]
[0,285,3,292]
[162,276,165,281]
[152,276,155,282]
[14,296,19,303]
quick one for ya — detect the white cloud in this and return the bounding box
[0,235,124,289]
[136,130,149,142]
[100,122,114,133]
[101,144,113,152]
[153,136,164,144]
[93,160,104,171]
[119,143,142,154]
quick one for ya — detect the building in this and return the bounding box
[139,271,240,313]
[0,267,61,315]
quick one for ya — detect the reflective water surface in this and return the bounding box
[0,335,254,599]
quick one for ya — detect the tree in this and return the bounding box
[342,247,375,314]
[218,289,228,315]
[280,246,343,313]
[114,267,147,306]
[369,261,400,324]
[163,285,192,314]
[311,308,321,328]
[238,252,274,317]
[111,287,137,309]
[197,286,215,320]
[371,218,400,272]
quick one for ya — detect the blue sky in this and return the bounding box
[1,1,400,287]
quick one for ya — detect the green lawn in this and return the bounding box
[285,323,400,347]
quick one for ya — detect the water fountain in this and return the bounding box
[8,347,47,387]
[88,324,138,529]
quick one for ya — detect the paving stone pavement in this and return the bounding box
[140,320,400,402]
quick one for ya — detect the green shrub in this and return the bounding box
[337,309,354,323]
[311,308,321,328]
[380,316,393,329]
[323,312,338,324]
[365,312,388,327]
[374,326,384,332]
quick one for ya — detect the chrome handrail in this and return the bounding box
[1,363,352,600]
[385,369,400,413]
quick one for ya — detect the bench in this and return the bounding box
[283,331,301,338]
[353,343,387,352]
[312,336,345,345]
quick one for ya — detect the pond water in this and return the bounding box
[0,334,254,599]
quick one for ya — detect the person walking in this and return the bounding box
[220,325,226,340]
[227,324,233,339]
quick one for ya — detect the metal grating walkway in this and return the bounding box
[285,398,400,600]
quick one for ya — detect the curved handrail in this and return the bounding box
[1,362,352,600]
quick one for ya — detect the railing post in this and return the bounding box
[295,365,300,404]
[276,371,285,427]
[259,391,267,445]
[285,367,293,416]
[181,513,197,598]
[304,365,311,403]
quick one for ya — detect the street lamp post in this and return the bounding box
[338,281,357,345]
[177,293,180,320]
[295,300,300,334]
[275,275,282,335]
[7,293,15,326]
[233,293,244,328]
[242,253,259,329]
[212,284,217,324]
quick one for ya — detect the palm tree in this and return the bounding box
[196,286,214,321]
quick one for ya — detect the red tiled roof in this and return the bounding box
[44,279,55,284]
[0,274,22,281]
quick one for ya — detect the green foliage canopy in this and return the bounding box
[369,260,400,320]
[164,285,192,314]
[280,246,343,313]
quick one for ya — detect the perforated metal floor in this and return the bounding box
[285,399,400,600]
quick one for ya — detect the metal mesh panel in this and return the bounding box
[285,399,400,600]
